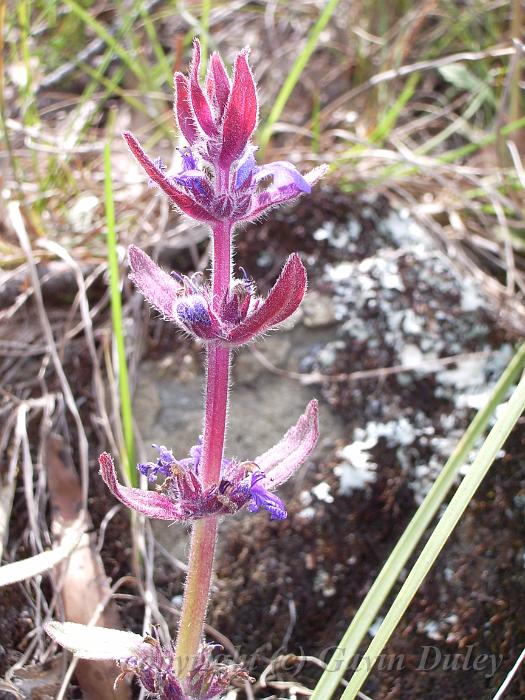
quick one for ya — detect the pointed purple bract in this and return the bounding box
[206,52,231,118]
[257,399,319,489]
[219,48,258,168]
[190,39,217,137]
[128,245,181,322]
[174,73,199,145]
[99,453,185,521]
[227,253,307,344]
[122,131,217,223]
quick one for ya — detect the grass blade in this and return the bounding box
[311,342,525,700]
[340,364,525,699]
[104,141,136,487]
[258,0,341,154]
[63,0,147,84]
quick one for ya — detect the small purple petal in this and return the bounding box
[246,472,287,520]
[190,440,203,472]
[138,445,177,481]
[137,461,159,482]
[244,163,328,221]
[154,444,177,469]
[176,297,213,327]
[234,148,257,189]
[177,146,198,171]
[174,73,199,145]
[254,160,311,193]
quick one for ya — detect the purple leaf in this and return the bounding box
[256,400,319,488]
[99,453,185,521]
[227,253,306,344]
[122,131,216,222]
[206,52,231,119]
[128,245,180,322]
[219,48,258,168]
[174,73,199,145]
[189,39,217,137]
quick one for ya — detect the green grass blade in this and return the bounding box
[370,72,420,145]
[340,364,525,700]
[311,341,525,700]
[63,0,147,84]
[199,0,211,78]
[258,0,341,155]
[104,141,137,487]
[140,4,173,88]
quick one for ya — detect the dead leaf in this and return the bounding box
[46,435,131,700]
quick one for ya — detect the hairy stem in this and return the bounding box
[174,219,232,675]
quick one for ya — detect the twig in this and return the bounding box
[250,345,490,385]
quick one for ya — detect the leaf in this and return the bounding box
[438,63,488,92]
[0,529,81,587]
[45,621,143,660]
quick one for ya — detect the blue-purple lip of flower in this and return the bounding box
[238,266,256,295]
[148,149,206,195]
[137,444,177,482]
[243,471,287,520]
[176,298,213,326]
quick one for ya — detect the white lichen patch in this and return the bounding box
[335,439,378,494]
[310,201,509,504]
[311,482,334,504]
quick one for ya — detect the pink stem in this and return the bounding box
[175,217,232,674]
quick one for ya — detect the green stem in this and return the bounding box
[104,142,136,486]
[174,515,219,676]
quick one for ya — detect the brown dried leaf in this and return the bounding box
[46,435,131,700]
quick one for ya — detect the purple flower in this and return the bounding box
[99,400,319,523]
[122,39,326,226]
[243,472,287,520]
[128,245,307,346]
[120,639,250,700]
[138,445,177,482]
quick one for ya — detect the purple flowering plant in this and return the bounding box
[46,39,326,699]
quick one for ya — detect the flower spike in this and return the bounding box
[124,41,325,226]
